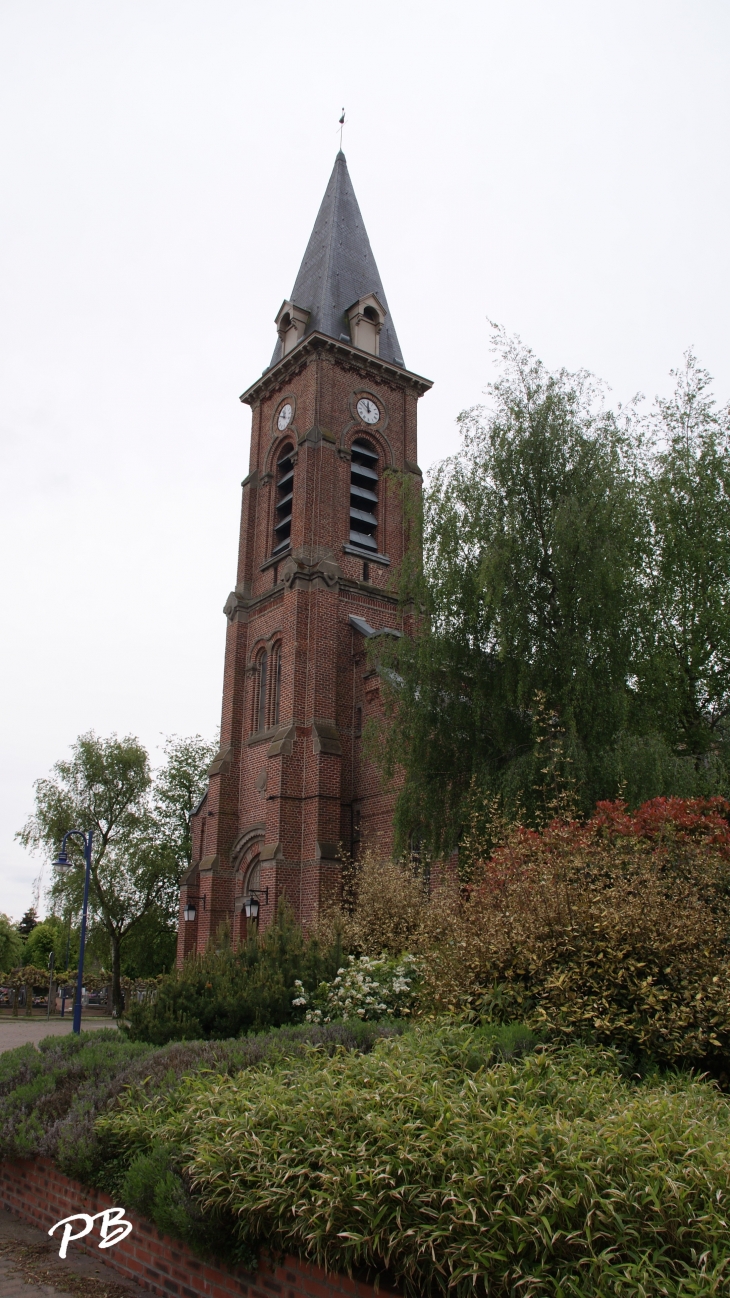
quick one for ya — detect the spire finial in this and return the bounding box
[338,107,346,153]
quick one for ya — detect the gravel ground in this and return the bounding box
[0,1020,118,1054]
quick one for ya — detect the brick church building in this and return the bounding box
[177,152,432,959]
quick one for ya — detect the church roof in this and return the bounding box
[269,152,404,369]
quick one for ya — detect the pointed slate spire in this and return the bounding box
[270,152,404,369]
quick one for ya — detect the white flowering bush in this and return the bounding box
[293,954,421,1023]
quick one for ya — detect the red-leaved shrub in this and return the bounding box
[422,797,730,1073]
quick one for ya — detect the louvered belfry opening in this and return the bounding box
[273,444,294,554]
[349,438,379,553]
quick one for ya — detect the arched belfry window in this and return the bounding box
[349,438,379,553]
[273,444,294,555]
[252,643,282,734]
[256,651,268,732]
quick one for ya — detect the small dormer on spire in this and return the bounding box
[347,293,386,356]
[269,151,405,370]
[275,301,309,356]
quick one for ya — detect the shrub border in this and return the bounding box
[0,1158,399,1298]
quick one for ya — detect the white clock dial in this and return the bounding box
[277,403,293,431]
[357,397,379,425]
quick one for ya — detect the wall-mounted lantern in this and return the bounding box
[183,894,206,923]
[243,888,269,922]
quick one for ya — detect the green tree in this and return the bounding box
[18,733,159,1014]
[17,907,38,938]
[0,914,24,974]
[17,732,214,1012]
[119,735,217,978]
[152,734,217,875]
[378,329,642,852]
[636,352,730,767]
[23,917,67,969]
[118,907,178,978]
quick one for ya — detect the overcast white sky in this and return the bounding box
[2,1,729,921]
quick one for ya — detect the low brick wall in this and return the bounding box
[0,1158,398,1298]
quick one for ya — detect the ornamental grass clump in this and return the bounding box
[0,1020,405,1186]
[96,1023,730,1297]
[419,796,730,1076]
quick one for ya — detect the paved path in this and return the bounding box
[0,1210,145,1298]
[0,1019,118,1054]
[0,1260,60,1298]
[0,1261,56,1298]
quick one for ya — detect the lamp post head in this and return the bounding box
[243,895,260,921]
[53,848,70,872]
[183,902,197,922]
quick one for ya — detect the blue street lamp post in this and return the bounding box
[53,830,93,1035]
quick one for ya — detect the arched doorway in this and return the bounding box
[233,850,261,947]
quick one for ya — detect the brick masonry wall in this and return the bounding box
[178,336,432,955]
[0,1158,399,1298]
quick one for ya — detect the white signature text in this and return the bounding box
[48,1208,133,1258]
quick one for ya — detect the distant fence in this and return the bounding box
[0,967,164,1017]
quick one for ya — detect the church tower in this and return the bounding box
[178,152,432,957]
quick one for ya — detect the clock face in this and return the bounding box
[277,403,293,432]
[357,397,380,425]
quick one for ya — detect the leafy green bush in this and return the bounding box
[418,797,730,1078]
[22,916,67,969]
[96,1024,730,1297]
[293,953,421,1022]
[123,902,343,1044]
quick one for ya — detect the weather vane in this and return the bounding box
[338,107,346,150]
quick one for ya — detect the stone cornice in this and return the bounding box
[239,333,433,407]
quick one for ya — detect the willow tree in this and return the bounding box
[378,334,730,856]
[636,352,730,767]
[377,329,643,854]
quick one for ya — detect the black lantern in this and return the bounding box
[243,887,269,921]
[183,894,205,922]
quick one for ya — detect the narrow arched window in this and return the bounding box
[273,444,294,555]
[349,438,378,553]
[245,856,261,895]
[271,643,282,726]
[257,651,268,731]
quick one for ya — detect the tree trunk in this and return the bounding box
[111,934,125,1017]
